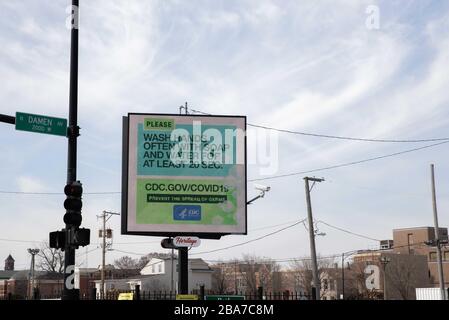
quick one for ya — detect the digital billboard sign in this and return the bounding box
[122,113,247,239]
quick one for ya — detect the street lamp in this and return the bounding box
[27,248,40,300]
[340,250,361,300]
[379,256,391,300]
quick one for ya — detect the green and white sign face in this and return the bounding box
[15,112,67,137]
[123,114,247,236]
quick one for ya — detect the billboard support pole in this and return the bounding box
[178,247,189,294]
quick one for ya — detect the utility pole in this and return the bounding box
[27,249,39,300]
[304,176,324,300]
[171,246,174,293]
[234,260,238,294]
[341,253,344,300]
[430,164,446,300]
[98,210,119,299]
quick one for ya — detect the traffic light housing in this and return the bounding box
[49,231,66,250]
[49,228,90,250]
[63,181,83,227]
[73,228,90,248]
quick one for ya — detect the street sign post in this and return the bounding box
[204,295,245,300]
[176,294,198,300]
[15,112,67,137]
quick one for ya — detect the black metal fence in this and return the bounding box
[1,287,311,301]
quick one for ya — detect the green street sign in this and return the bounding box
[15,112,67,137]
[204,295,245,301]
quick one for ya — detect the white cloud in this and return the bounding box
[16,176,47,193]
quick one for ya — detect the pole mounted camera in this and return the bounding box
[247,184,271,205]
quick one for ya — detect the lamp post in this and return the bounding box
[340,250,360,300]
[27,249,40,300]
[379,256,390,300]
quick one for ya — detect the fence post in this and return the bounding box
[135,285,141,300]
[200,285,205,300]
[257,286,263,300]
[311,287,316,300]
[90,287,97,300]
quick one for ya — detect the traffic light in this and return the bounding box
[49,228,90,250]
[63,181,83,227]
[49,230,66,250]
[73,228,90,248]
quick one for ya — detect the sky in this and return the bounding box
[1,0,449,271]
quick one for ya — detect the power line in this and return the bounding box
[75,247,100,258]
[112,249,148,256]
[247,123,449,143]
[249,140,449,182]
[0,219,304,246]
[0,238,44,244]
[189,109,449,143]
[316,220,381,242]
[190,219,306,256]
[203,242,429,265]
[0,190,120,195]
[2,130,448,196]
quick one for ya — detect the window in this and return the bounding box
[408,233,414,254]
[158,264,162,273]
[429,252,437,262]
[330,280,335,291]
[444,251,449,261]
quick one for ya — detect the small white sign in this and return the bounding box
[174,236,201,248]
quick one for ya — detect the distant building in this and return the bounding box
[74,265,140,298]
[351,250,430,300]
[211,261,281,294]
[4,254,15,271]
[392,227,449,288]
[0,269,63,299]
[93,257,213,294]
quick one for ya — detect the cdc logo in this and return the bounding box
[173,205,201,221]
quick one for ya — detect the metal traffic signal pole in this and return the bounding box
[63,0,81,300]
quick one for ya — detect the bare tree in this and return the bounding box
[36,242,64,273]
[114,256,139,270]
[137,252,176,269]
[345,261,372,299]
[289,256,334,298]
[240,254,280,293]
[385,257,420,300]
[211,263,229,294]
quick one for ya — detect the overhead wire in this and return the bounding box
[189,109,449,143]
[248,140,449,182]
